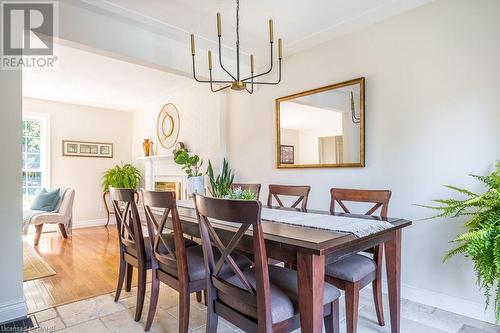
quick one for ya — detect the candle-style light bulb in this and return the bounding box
[269,19,274,43]
[208,50,212,70]
[217,13,222,37]
[190,34,195,56]
[278,38,283,59]
[250,54,254,73]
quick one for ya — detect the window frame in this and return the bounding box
[22,113,51,204]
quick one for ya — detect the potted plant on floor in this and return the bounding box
[174,148,204,197]
[102,163,142,225]
[102,163,142,192]
[419,162,500,320]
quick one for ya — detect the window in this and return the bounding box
[22,115,50,208]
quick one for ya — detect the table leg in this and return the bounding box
[385,229,402,333]
[297,251,325,333]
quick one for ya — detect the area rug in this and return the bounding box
[23,242,56,282]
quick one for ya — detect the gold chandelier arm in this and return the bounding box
[248,59,282,85]
[241,43,274,82]
[211,84,232,92]
[245,76,254,94]
[218,37,237,81]
[192,55,233,84]
[210,70,232,92]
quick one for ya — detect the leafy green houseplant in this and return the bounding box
[228,187,257,200]
[102,164,141,192]
[173,148,203,177]
[206,158,234,198]
[174,148,204,196]
[419,162,500,320]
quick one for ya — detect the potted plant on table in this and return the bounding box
[174,148,204,197]
[206,158,256,200]
[419,162,500,320]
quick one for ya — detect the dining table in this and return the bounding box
[156,203,412,333]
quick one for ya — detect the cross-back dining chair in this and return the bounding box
[266,184,311,212]
[194,194,341,333]
[231,183,262,200]
[142,190,252,332]
[327,188,392,333]
[110,187,149,322]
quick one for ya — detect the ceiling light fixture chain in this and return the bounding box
[236,0,240,81]
[190,0,283,94]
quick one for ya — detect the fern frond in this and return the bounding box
[443,185,478,198]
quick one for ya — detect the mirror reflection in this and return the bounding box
[277,78,364,168]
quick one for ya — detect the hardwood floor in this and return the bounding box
[23,226,138,313]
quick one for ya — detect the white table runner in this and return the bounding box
[261,208,393,238]
[176,200,393,238]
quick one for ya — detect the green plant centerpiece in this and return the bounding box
[207,158,234,198]
[174,147,204,196]
[419,162,500,320]
[102,164,141,192]
[206,158,256,200]
[228,187,257,200]
[173,148,203,178]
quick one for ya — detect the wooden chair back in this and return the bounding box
[109,187,146,263]
[329,188,392,217]
[141,190,190,281]
[194,194,273,329]
[230,183,262,200]
[267,184,311,211]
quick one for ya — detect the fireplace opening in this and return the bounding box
[155,181,182,200]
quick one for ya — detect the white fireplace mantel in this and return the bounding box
[136,155,187,199]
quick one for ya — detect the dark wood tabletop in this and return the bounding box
[152,204,412,333]
[169,205,411,260]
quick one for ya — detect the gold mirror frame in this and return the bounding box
[157,103,180,149]
[275,77,365,169]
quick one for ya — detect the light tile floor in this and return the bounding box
[31,284,500,333]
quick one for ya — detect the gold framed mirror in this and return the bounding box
[276,77,365,168]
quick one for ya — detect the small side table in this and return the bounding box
[103,191,114,227]
[103,191,141,227]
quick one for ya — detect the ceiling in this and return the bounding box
[83,0,434,60]
[23,43,190,112]
[24,1,434,111]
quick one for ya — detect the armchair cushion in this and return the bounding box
[30,188,60,211]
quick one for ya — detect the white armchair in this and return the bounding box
[32,189,75,246]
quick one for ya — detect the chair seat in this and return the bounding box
[220,265,340,323]
[325,254,377,283]
[126,233,198,261]
[31,212,68,225]
[159,245,253,282]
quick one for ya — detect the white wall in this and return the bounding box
[0,71,26,322]
[227,0,500,322]
[132,81,227,173]
[23,98,133,224]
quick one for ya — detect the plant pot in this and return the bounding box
[187,175,205,197]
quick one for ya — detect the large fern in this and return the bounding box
[418,161,500,320]
[102,164,141,192]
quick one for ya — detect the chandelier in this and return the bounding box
[190,0,282,94]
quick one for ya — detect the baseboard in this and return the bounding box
[72,218,115,229]
[0,298,27,324]
[372,280,497,325]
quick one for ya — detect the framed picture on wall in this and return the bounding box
[280,145,294,164]
[63,140,113,158]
